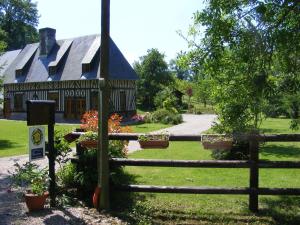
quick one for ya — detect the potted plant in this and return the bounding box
[9,162,49,212]
[77,131,98,149]
[138,133,170,149]
[201,135,233,150]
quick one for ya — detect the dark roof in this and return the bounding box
[2,34,138,84]
[0,50,21,75]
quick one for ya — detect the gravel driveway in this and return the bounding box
[127,114,217,152]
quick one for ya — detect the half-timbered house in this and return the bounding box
[1,28,138,121]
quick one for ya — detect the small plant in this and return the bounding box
[138,133,169,142]
[201,135,233,150]
[138,132,170,149]
[77,131,98,143]
[10,162,49,196]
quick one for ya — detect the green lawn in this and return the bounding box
[0,120,169,158]
[112,118,300,225]
[0,120,78,157]
[127,122,170,133]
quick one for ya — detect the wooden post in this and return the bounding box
[48,123,56,207]
[98,0,110,210]
[249,137,259,212]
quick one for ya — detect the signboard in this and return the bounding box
[29,126,45,161]
[26,100,55,126]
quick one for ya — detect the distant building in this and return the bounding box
[1,28,138,121]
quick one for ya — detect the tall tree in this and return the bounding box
[182,0,300,133]
[0,0,39,50]
[134,49,173,110]
[0,28,7,105]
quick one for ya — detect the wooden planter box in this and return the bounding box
[202,141,232,150]
[80,140,98,149]
[139,140,169,149]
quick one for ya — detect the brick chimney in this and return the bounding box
[39,28,56,56]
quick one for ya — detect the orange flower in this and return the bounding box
[80,111,132,133]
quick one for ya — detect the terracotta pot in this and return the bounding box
[24,191,49,212]
[139,140,169,149]
[202,141,232,150]
[80,140,98,148]
[92,186,101,208]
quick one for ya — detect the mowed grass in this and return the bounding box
[0,120,78,157]
[127,122,170,133]
[112,118,300,225]
[0,120,169,157]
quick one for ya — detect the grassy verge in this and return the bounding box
[111,118,300,224]
[127,122,171,133]
[0,120,78,157]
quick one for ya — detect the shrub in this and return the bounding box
[211,141,250,160]
[68,112,131,205]
[131,114,145,124]
[80,111,131,133]
[57,162,77,188]
[151,109,183,125]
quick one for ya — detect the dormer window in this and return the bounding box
[48,66,57,76]
[15,44,38,79]
[82,63,91,73]
[48,39,73,76]
[15,69,23,78]
[81,37,100,75]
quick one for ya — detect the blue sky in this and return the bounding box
[37,0,205,64]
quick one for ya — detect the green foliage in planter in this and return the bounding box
[10,162,48,196]
[60,139,129,205]
[138,133,169,142]
[77,131,98,142]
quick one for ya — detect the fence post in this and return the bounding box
[98,0,110,210]
[249,136,259,212]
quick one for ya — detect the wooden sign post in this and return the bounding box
[98,0,110,210]
[26,100,56,207]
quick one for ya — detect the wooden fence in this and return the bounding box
[106,133,300,212]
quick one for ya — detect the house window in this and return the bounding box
[82,64,91,73]
[14,93,24,111]
[48,92,59,111]
[48,66,57,76]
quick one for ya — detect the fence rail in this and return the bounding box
[69,131,300,212]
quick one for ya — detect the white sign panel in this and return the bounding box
[29,126,45,161]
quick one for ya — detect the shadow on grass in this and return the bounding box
[260,144,300,158]
[111,186,300,225]
[0,140,16,150]
[260,196,300,225]
[261,128,286,134]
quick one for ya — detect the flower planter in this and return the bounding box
[80,140,98,149]
[202,141,233,150]
[139,140,169,149]
[92,186,101,208]
[24,191,49,212]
